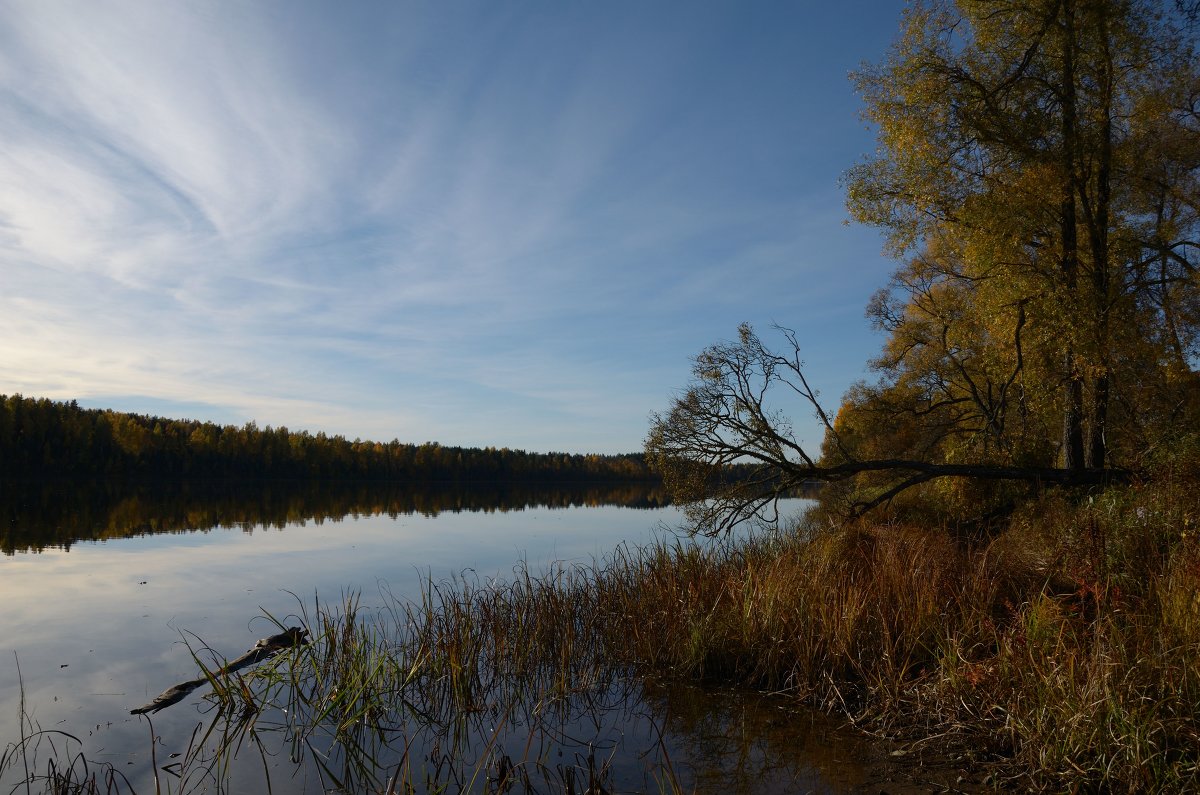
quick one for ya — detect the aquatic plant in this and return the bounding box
[11,477,1200,792]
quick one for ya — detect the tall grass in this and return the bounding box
[162,578,672,794]
[248,476,1200,792]
[579,480,1200,791]
[9,478,1199,792]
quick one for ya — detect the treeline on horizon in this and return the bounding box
[0,394,656,482]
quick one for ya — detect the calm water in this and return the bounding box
[0,482,908,794]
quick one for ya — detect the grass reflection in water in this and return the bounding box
[4,541,898,795]
[8,573,661,794]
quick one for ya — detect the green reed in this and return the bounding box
[1,655,136,795]
[168,574,672,794]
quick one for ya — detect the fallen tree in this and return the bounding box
[645,325,1130,535]
[130,627,308,715]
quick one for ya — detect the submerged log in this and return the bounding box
[130,627,308,715]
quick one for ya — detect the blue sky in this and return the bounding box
[0,1,905,454]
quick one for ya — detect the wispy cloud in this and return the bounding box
[0,1,903,452]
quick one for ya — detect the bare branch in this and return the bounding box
[646,324,1129,535]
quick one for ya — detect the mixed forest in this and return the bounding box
[0,393,654,483]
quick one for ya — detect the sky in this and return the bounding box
[0,1,907,455]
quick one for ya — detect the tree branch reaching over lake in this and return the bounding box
[646,324,1127,535]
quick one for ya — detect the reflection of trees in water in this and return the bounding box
[0,481,671,555]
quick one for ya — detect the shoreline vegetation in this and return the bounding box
[174,469,1200,792]
[6,463,1200,791]
[5,0,1200,789]
[634,474,1200,791]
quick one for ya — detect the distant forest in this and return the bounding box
[0,394,656,482]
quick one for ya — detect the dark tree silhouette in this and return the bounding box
[646,325,1126,535]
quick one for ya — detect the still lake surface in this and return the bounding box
[1,482,900,794]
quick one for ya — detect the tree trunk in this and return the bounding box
[1060,0,1087,472]
[1086,1,1113,471]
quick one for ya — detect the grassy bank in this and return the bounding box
[223,474,1200,791]
[8,479,1198,793]
[583,477,1200,791]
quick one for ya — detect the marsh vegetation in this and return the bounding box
[7,491,921,795]
[4,0,1200,791]
[8,470,1199,793]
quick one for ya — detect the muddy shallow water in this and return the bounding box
[1,482,984,793]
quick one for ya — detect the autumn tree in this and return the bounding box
[846,0,1200,472]
[646,323,1121,534]
[648,0,1199,529]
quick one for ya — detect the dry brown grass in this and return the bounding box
[13,479,1200,793]
[582,480,1200,791]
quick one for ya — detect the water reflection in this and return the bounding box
[0,483,923,795]
[0,480,671,555]
[646,681,899,794]
[8,637,890,794]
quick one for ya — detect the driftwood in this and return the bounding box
[130,627,308,715]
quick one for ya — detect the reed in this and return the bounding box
[576,480,1200,792]
[162,477,1200,791]
[174,579,675,794]
[10,477,1200,792]
[1,657,135,795]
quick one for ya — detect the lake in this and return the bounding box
[0,481,920,794]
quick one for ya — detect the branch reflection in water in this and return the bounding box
[0,481,902,794]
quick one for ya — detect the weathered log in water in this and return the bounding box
[130,627,308,715]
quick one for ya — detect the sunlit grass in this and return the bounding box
[8,478,1200,793]
[581,481,1200,792]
